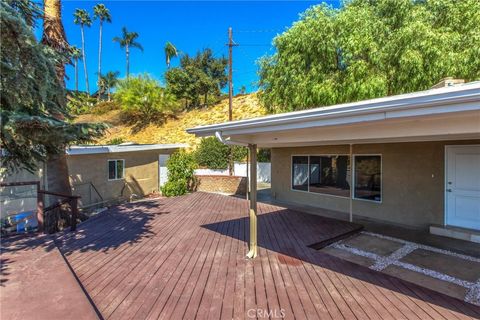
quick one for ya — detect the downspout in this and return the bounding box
[215,131,249,147]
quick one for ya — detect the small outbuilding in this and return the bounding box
[66,143,186,207]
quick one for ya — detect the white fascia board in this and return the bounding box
[224,101,480,136]
[187,83,480,137]
[67,143,188,155]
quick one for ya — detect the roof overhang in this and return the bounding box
[187,83,480,147]
[66,143,188,156]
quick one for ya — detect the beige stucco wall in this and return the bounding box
[67,150,174,207]
[271,140,480,229]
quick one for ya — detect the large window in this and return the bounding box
[292,156,308,191]
[108,159,125,180]
[354,155,382,202]
[309,156,350,197]
[292,155,350,196]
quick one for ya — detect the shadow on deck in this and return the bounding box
[16,192,479,319]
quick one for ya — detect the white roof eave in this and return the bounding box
[186,82,480,137]
[66,143,188,156]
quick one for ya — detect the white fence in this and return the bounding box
[194,162,271,183]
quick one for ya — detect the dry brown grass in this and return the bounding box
[74,93,267,149]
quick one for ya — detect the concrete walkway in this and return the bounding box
[0,234,98,320]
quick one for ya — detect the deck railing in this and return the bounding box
[0,181,80,234]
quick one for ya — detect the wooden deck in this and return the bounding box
[55,192,480,319]
[0,235,99,320]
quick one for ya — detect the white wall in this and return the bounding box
[194,162,271,183]
[0,163,45,218]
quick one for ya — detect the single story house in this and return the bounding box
[66,143,186,208]
[187,81,480,248]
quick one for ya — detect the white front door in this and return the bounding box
[446,145,480,230]
[159,155,170,187]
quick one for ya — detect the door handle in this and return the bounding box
[446,189,452,192]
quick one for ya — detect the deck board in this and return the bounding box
[55,192,480,319]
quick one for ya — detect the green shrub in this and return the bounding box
[195,137,229,169]
[232,145,248,162]
[67,91,97,114]
[115,74,180,120]
[195,137,248,169]
[161,179,187,197]
[106,137,125,145]
[257,149,271,162]
[161,150,197,197]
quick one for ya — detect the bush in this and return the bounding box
[161,150,197,197]
[195,137,229,169]
[195,137,248,169]
[106,137,125,145]
[161,179,188,197]
[257,149,271,162]
[232,145,248,162]
[115,74,180,120]
[67,91,97,114]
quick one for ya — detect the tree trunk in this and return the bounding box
[126,45,130,78]
[97,21,103,101]
[80,26,89,94]
[74,59,78,91]
[204,92,208,107]
[46,154,72,196]
[107,89,111,102]
[41,0,68,86]
[42,0,71,196]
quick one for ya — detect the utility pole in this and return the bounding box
[227,27,238,175]
[227,27,238,121]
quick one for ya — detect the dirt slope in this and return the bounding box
[75,93,268,149]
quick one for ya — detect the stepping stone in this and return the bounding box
[342,233,404,257]
[383,265,468,302]
[321,246,375,267]
[400,249,480,283]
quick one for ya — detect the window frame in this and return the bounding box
[290,154,351,199]
[107,159,125,181]
[352,154,382,203]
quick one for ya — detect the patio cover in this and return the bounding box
[187,82,480,258]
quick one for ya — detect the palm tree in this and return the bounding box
[41,0,69,85]
[42,0,72,195]
[98,71,120,101]
[70,46,82,91]
[73,9,92,94]
[164,41,178,68]
[93,4,111,93]
[113,27,143,78]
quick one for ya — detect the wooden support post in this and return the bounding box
[246,144,258,259]
[71,197,78,232]
[246,148,250,201]
[36,182,44,233]
[349,144,353,223]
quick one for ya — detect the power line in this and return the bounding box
[236,29,283,33]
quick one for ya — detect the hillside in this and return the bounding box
[75,93,268,149]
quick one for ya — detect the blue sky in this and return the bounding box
[50,1,340,93]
